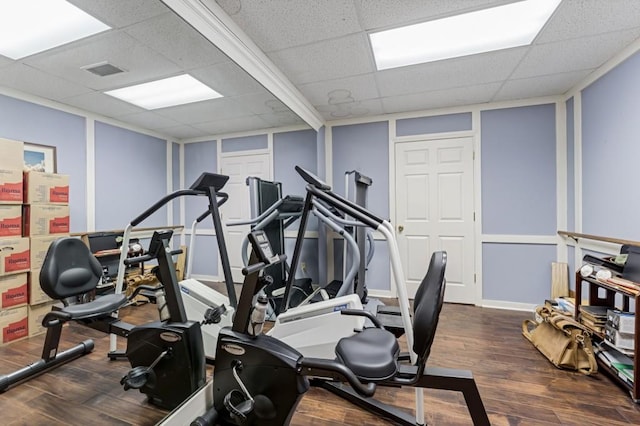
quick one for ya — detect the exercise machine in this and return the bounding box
[0,229,205,410]
[160,229,376,426]
[161,229,489,425]
[113,172,237,362]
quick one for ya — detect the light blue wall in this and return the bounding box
[285,237,319,284]
[566,97,575,232]
[333,239,390,292]
[221,134,267,152]
[396,112,472,136]
[481,104,557,235]
[274,129,317,198]
[189,234,219,277]
[483,243,557,303]
[184,140,217,226]
[94,122,167,230]
[582,50,640,241]
[0,94,87,232]
[332,121,389,218]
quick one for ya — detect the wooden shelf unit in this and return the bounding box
[575,272,640,401]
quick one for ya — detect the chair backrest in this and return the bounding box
[412,251,447,364]
[40,237,103,300]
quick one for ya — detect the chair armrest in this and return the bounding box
[340,308,383,328]
[42,311,72,328]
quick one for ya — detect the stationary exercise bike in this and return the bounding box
[0,229,206,410]
[189,229,376,426]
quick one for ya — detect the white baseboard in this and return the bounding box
[480,299,536,312]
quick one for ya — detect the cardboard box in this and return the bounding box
[0,204,22,237]
[0,169,23,204]
[605,324,635,351]
[24,172,69,204]
[0,306,28,345]
[0,273,27,309]
[28,269,53,305]
[23,204,70,236]
[0,237,30,275]
[30,234,67,271]
[0,138,23,170]
[28,301,58,337]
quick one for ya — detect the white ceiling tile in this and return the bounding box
[124,13,229,70]
[376,47,527,97]
[159,124,206,139]
[493,70,594,102]
[189,62,266,97]
[193,115,272,135]
[355,0,515,30]
[0,64,92,101]
[232,92,294,116]
[24,31,182,91]
[62,91,143,117]
[512,28,640,79]
[381,83,502,114]
[316,98,384,120]
[298,74,379,105]
[114,111,182,130]
[217,0,362,52]
[537,0,640,43]
[67,0,169,29]
[268,34,375,85]
[153,98,248,124]
[258,111,307,127]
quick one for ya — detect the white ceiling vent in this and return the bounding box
[82,62,125,77]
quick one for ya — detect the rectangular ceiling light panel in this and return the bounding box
[370,0,562,70]
[105,74,223,110]
[0,0,110,60]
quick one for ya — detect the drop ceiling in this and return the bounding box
[1,0,640,140]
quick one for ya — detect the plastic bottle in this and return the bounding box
[156,289,170,322]
[248,295,268,336]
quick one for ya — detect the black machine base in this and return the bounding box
[126,320,206,410]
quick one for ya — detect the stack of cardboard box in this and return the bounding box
[0,138,30,345]
[23,164,70,337]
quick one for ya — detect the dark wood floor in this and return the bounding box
[1,301,639,425]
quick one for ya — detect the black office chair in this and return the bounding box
[325,251,490,426]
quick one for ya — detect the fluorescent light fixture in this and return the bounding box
[370,0,561,70]
[105,74,223,109]
[0,0,110,60]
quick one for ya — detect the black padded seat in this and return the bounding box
[61,293,128,320]
[335,328,400,381]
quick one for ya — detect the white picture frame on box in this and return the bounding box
[24,142,57,173]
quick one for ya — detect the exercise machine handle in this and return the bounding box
[298,357,376,397]
[131,189,203,226]
[339,308,383,328]
[241,254,287,276]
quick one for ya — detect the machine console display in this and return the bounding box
[248,230,279,264]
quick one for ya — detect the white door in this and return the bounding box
[395,137,475,304]
[220,152,271,283]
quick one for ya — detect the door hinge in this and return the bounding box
[473,151,475,160]
[473,212,476,221]
[474,273,477,283]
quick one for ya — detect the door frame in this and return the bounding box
[389,123,482,305]
[216,145,273,282]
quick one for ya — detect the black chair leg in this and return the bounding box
[416,366,490,426]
